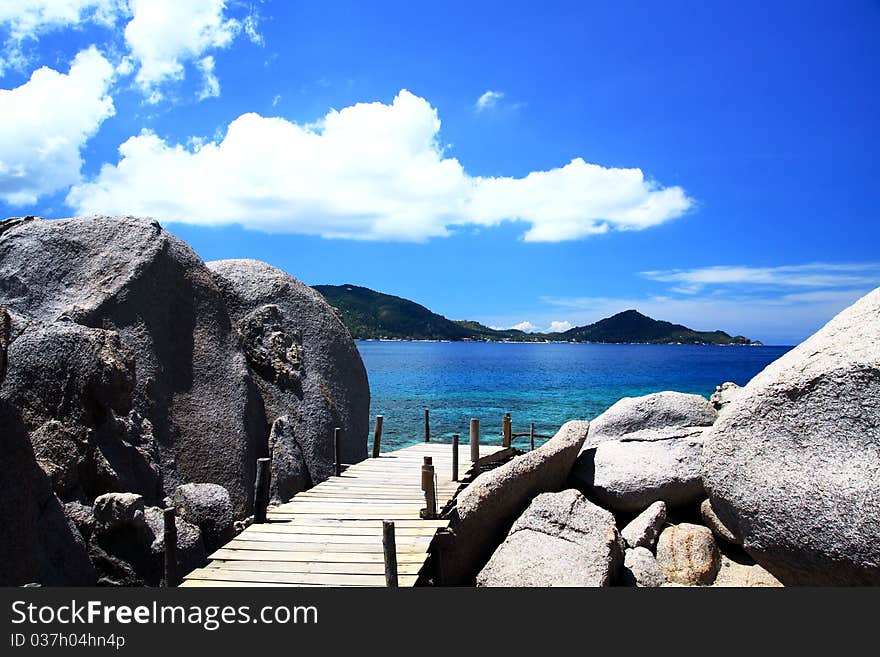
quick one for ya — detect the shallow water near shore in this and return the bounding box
[358,341,792,451]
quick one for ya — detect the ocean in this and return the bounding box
[357,341,792,451]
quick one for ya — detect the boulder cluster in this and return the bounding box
[0,216,370,586]
[452,287,879,586]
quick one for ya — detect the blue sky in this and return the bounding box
[1,1,878,344]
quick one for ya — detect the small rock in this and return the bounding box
[92,493,145,531]
[477,489,622,587]
[621,547,667,587]
[621,501,667,549]
[63,502,95,542]
[713,555,783,587]
[656,523,721,586]
[143,507,207,580]
[700,498,739,545]
[172,483,234,553]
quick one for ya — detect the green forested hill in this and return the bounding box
[312,285,758,345]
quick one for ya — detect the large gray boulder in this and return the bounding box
[439,421,588,584]
[702,287,880,585]
[0,216,267,514]
[208,259,369,492]
[0,306,8,382]
[0,217,268,514]
[0,394,96,585]
[573,426,706,513]
[477,490,622,587]
[585,391,716,448]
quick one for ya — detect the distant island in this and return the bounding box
[312,284,760,345]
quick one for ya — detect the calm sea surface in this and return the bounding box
[357,341,792,451]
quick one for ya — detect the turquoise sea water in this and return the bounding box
[357,341,792,451]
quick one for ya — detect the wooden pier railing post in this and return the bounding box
[502,412,512,448]
[383,520,399,587]
[163,507,178,587]
[469,418,480,463]
[334,427,342,476]
[371,415,384,458]
[254,457,271,524]
[420,456,436,519]
[530,423,536,451]
[452,433,459,482]
[424,408,430,442]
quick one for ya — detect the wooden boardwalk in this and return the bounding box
[181,442,513,587]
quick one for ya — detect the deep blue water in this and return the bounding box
[357,341,792,451]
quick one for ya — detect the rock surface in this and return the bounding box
[656,523,721,586]
[0,394,96,585]
[208,259,369,491]
[713,555,783,587]
[700,498,739,545]
[621,501,667,549]
[143,506,206,582]
[709,382,741,412]
[0,216,266,515]
[172,483,234,553]
[702,287,880,585]
[477,490,622,587]
[267,416,311,503]
[573,427,706,513]
[621,547,667,587]
[584,391,716,448]
[439,421,589,584]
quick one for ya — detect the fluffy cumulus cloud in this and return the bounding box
[548,320,573,332]
[124,0,242,102]
[0,47,115,205]
[68,90,693,242]
[0,0,123,41]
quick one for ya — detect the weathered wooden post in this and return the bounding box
[469,418,480,463]
[502,413,512,448]
[424,408,430,442]
[371,415,384,458]
[334,427,342,476]
[451,433,459,482]
[383,520,399,587]
[530,423,536,451]
[253,457,271,524]
[163,507,178,587]
[420,456,436,519]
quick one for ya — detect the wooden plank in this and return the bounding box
[208,559,424,576]
[223,540,432,554]
[185,568,419,587]
[258,518,449,527]
[190,568,419,587]
[241,528,438,541]
[209,549,428,564]
[179,580,309,588]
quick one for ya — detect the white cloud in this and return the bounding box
[124,0,243,101]
[642,263,880,292]
[272,93,281,107]
[67,89,692,242]
[475,90,504,111]
[196,55,219,100]
[510,321,540,332]
[0,0,124,41]
[548,320,573,332]
[0,47,115,205]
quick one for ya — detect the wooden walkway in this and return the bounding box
[181,442,513,587]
